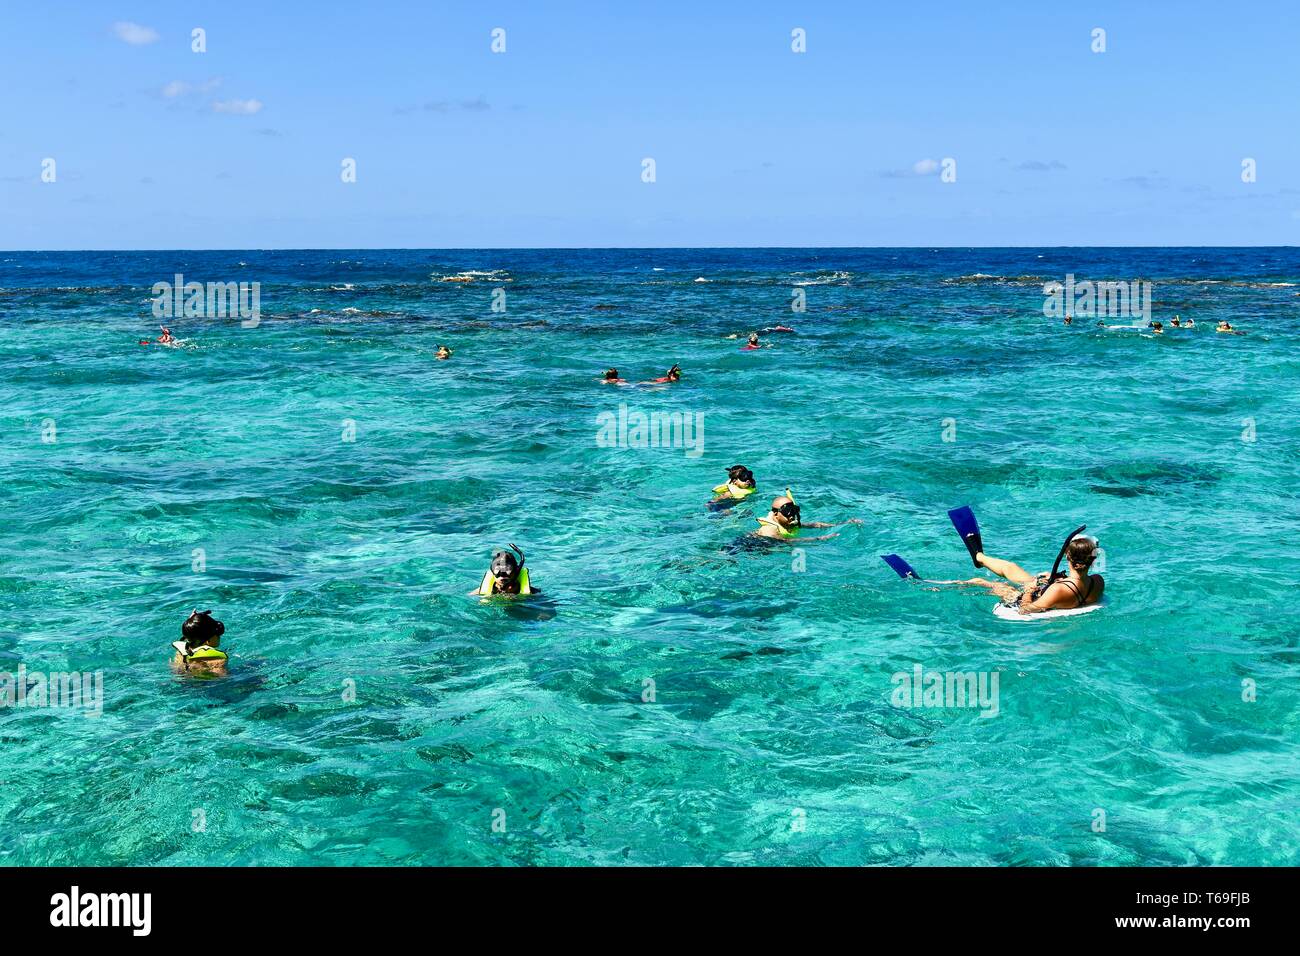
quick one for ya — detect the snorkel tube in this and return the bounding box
[1046,524,1087,584]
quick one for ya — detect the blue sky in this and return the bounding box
[1,1,1296,248]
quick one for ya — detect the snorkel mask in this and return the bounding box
[490,544,526,583]
[773,488,801,526]
[727,465,755,487]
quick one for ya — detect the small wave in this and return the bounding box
[945,273,1047,284]
[432,269,512,283]
[791,270,853,286]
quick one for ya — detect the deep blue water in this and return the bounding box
[0,247,1296,865]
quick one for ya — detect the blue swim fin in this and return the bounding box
[880,554,921,580]
[947,506,984,569]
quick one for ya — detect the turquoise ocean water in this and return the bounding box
[0,248,1296,866]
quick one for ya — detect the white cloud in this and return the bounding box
[112,21,159,45]
[212,98,263,115]
[162,78,220,98]
[912,158,939,176]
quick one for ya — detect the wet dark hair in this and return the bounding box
[1066,537,1098,570]
[181,609,224,648]
[604,368,619,379]
[727,464,754,484]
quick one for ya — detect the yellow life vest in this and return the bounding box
[756,516,798,538]
[712,482,756,500]
[477,567,532,596]
[173,640,227,662]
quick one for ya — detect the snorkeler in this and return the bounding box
[741,333,761,351]
[1063,315,1073,326]
[171,609,228,674]
[436,345,453,360]
[753,490,859,541]
[1150,321,1164,334]
[709,465,757,509]
[471,544,539,596]
[641,364,681,385]
[886,507,1103,614]
[140,326,175,346]
[761,325,795,333]
[1217,321,1244,335]
[602,368,628,384]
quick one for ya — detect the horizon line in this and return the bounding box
[5,244,1298,254]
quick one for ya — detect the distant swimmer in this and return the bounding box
[741,333,761,351]
[1217,320,1245,335]
[709,464,756,510]
[602,368,628,385]
[753,489,860,541]
[641,364,681,385]
[140,325,176,347]
[1063,315,1073,326]
[471,544,539,596]
[436,345,453,360]
[761,325,795,333]
[1150,321,1164,334]
[171,609,228,674]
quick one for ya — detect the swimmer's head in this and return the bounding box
[1171,317,1181,326]
[666,364,681,381]
[1151,322,1163,332]
[436,345,451,359]
[490,544,525,585]
[727,464,755,487]
[770,496,801,527]
[1217,320,1232,330]
[181,609,224,650]
[748,333,759,344]
[1066,536,1099,571]
[604,368,620,381]
[1063,316,1072,326]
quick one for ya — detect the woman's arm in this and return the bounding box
[1018,582,1070,613]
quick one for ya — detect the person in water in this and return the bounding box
[1063,315,1073,326]
[602,368,627,384]
[1217,320,1244,335]
[157,326,174,345]
[709,465,756,505]
[753,491,859,541]
[641,364,681,385]
[957,535,1104,613]
[436,345,452,360]
[1150,321,1164,334]
[471,544,539,596]
[761,325,795,334]
[741,333,761,350]
[171,609,227,674]
[1171,316,1181,328]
